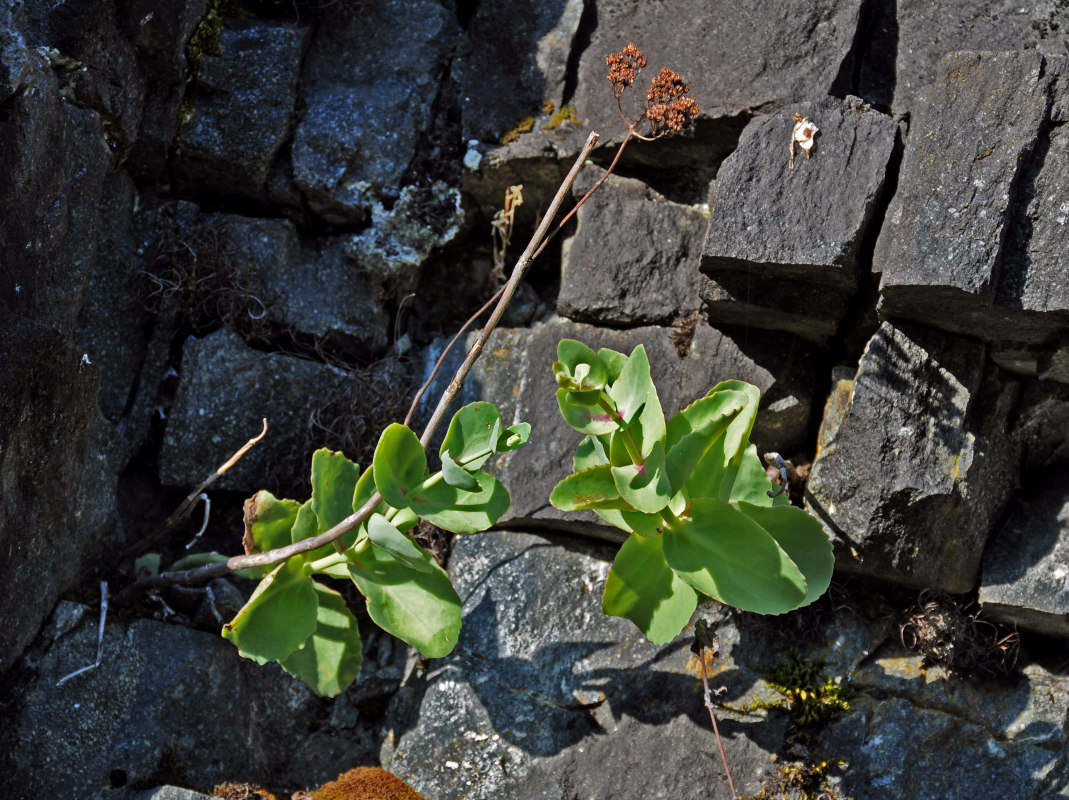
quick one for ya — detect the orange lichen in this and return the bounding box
[309,767,430,800]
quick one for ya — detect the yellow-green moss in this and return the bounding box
[500,114,536,145]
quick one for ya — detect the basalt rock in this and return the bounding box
[876,52,1069,347]
[806,322,1020,593]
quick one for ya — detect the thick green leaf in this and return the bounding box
[664,390,747,495]
[409,471,511,532]
[608,378,666,461]
[373,423,427,508]
[440,450,481,490]
[554,339,608,391]
[603,533,699,644]
[353,465,382,514]
[574,434,610,471]
[683,382,762,502]
[662,497,807,614]
[557,388,618,435]
[310,449,362,532]
[733,445,787,506]
[290,500,317,544]
[597,347,628,382]
[497,422,531,452]
[222,558,317,664]
[607,345,651,428]
[347,548,461,658]
[734,502,833,607]
[279,581,363,697]
[610,439,672,514]
[550,465,630,511]
[715,380,761,461]
[242,490,300,553]
[441,402,502,471]
[619,509,668,537]
[367,513,434,572]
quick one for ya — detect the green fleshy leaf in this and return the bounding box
[134,553,160,577]
[550,465,631,511]
[556,388,618,435]
[662,497,807,614]
[733,501,833,607]
[353,465,383,514]
[554,339,608,391]
[441,450,481,490]
[619,509,668,537]
[574,434,610,471]
[664,390,747,495]
[610,439,672,514]
[347,548,461,658]
[243,490,300,553]
[603,533,699,644]
[597,347,627,382]
[497,422,531,452]
[290,500,317,544]
[373,423,427,509]
[409,471,510,533]
[608,377,666,460]
[607,345,651,428]
[441,402,502,471]
[279,581,363,697]
[311,449,362,532]
[683,382,761,502]
[367,513,434,572]
[733,444,787,506]
[222,558,317,664]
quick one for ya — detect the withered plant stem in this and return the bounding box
[115,132,601,603]
[699,651,739,800]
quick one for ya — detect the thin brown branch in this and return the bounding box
[699,648,739,800]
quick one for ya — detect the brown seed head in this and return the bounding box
[606,42,647,98]
[645,68,698,135]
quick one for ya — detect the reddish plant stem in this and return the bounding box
[699,650,739,800]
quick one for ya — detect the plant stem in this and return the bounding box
[699,649,739,800]
[114,132,601,605]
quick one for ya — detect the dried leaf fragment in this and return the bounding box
[789,113,819,170]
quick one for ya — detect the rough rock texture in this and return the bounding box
[559,167,710,326]
[979,469,1069,638]
[0,602,399,798]
[700,96,896,339]
[386,531,1069,800]
[458,317,815,535]
[209,214,390,354]
[856,0,1069,115]
[876,52,1069,344]
[457,0,583,143]
[174,20,310,200]
[0,16,126,673]
[384,531,791,800]
[563,0,865,164]
[806,322,1020,592]
[159,329,348,492]
[292,0,456,223]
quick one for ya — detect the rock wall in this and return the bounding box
[2,1,1069,799]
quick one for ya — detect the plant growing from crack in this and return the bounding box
[116,44,808,712]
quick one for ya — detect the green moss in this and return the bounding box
[176,0,231,136]
[744,757,854,800]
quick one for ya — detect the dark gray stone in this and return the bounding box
[700,273,851,344]
[0,606,380,798]
[700,97,895,321]
[292,0,456,223]
[559,167,710,326]
[457,0,583,143]
[819,651,1068,800]
[122,0,208,180]
[1014,381,1069,472]
[128,789,213,800]
[979,470,1069,638]
[550,0,864,166]
[876,52,1069,344]
[175,20,309,199]
[857,0,1069,115]
[384,530,790,800]
[209,214,390,354]
[0,32,124,674]
[806,322,1020,593]
[460,317,815,536]
[159,329,348,492]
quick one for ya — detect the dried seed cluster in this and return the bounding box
[606,42,647,98]
[605,43,698,137]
